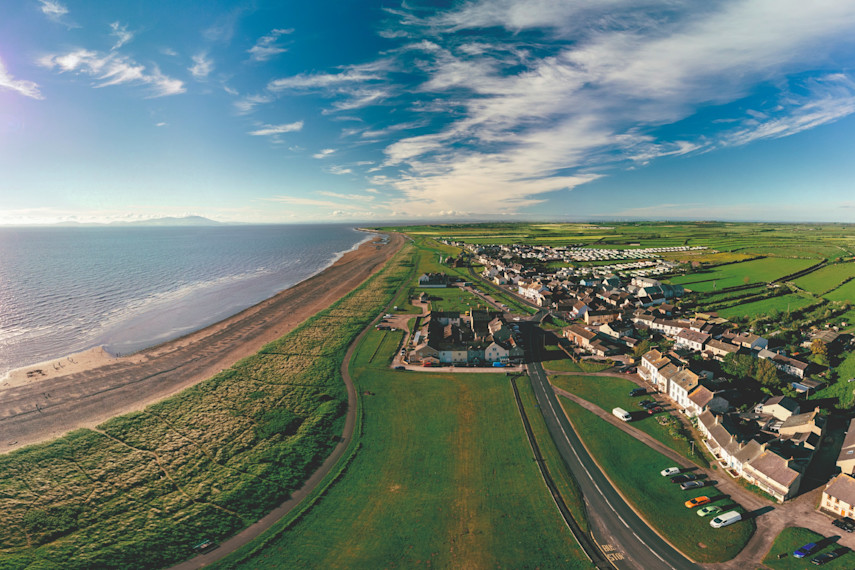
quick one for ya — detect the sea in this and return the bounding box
[0,224,371,377]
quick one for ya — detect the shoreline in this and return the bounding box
[0,231,403,453]
[0,228,377,388]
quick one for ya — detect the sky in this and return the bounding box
[2,0,855,225]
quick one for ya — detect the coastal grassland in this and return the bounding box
[559,397,753,562]
[794,262,855,295]
[425,285,487,312]
[762,527,851,569]
[543,359,614,373]
[716,293,816,319]
[550,374,709,467]
[0,241,416,570]
[216,329,591,569]
[669,257,815,291]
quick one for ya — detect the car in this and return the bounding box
[710,511,742,528]
[629,388,646,397]
[638,399,653,408]
[648,405,664,414]
[697,505,722,517]
[794,542,820,559]
[660,467,680,477]
[684,496,710,508]
[394,366,406,370]
[832,517,855,532]
[671,473,697,483]
[681,480,705,490]
[811,547,848,565]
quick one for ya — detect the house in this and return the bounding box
[728,332,768,352]
[837,419,855,475]
[755,396,800,422]
[697,410,743,471]
[563,325,598,349]
[675,329,710,352]
[705,338,741,360]
[759,350,810,379]
[484,341,509,363]
[742,451,804,503]
[685,385,715,417]
[669,369,700,411]
[821,474,855,518]
[584,310,621,325]
[418,273,452,288]
[778,409,825,451]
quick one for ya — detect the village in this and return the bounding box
[401,239,855,529]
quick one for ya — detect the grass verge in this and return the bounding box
[761,526,852,569]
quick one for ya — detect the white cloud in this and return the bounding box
[327,166,353,175]
[234,93,273,114]
[110,22,134,50]
[39,49,185,97]
[189,53,213,80]
[0,58,43,99]
[248,121,304,136]
[268,60,393,112]
[312,148,336,159]
[38,0,72,25]
[318,191,375,201]
[248,28,293,62]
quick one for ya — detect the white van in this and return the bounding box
[612,407,632,422]
[710,511,741,528]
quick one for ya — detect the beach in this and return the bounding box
[0,231,403,453]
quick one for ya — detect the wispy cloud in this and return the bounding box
[189,52,214,80]
[268,60,393,112]
[248,121,304,137]
[39,49,185,97]
[234,93,273,114]
[248,28,293,62]
[312,148,336,159]
[0,57,43,99]
[38,0,74,26]
[109,22,134,50]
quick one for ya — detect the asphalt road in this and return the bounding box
[523,323,701,570]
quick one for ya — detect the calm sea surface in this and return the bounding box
[0,224,369,376]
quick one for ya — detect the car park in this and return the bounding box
[684,496,710,508]
[794,542,820,559]
[680,480,704,490]
[660,467,680,477]
[811,547,848,565]
[670,473,697,483]
[697,505,722,517]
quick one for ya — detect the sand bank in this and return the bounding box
[0,231,404,453]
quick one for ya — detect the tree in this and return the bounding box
[633,339,652,358]
[811,338,830,367]
[722,353,755,380]
[755,358,780,388]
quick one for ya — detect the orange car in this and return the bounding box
[684,496,711,509]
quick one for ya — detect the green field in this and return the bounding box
[426,286,489,312]
[0,243,416,570]
[762,527,852,569]
[825,278,855,303]
[551,375,708,467]
[794,262,855,295]
[216,329,591,569]
[543,359,614,373]
[716,293,816,319]
[560,398,753,562]
[670,257,816,292]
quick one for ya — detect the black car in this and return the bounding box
[811,547,848,565]
[394,366,406,370]
[638,399,654,408]
[832,517,855,532]
[670,473,698,484]
[629,388,646,397]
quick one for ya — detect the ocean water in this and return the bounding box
[0,224,369,376]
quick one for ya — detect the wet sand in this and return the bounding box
[0,231,404,453]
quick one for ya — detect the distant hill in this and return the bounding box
[46,216,226,227]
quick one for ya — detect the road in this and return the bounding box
[523,322,701,570]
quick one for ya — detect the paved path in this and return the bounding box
[551,385,854,569]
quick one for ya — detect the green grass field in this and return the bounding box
[762,527,852,569]
[794,263,855,295]
[560,398,753,562]
[670,257,816,292]
[543,359,614,373]
[215,330,592,569]
[716,293,816,319]
[551,375,708,467]
[426,286,489,312]
[825,278,855,303]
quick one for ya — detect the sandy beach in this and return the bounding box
[0,231,404,453]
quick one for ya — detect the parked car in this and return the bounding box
[710,511,742,528]
[638,399,654,408]
[394,366,406,370]
[811,547,848,565]
[697,505,722,517]
[680,481,705,490]
[660,467,680,477]
[832,517,855,532]
[794,542,820,559]
[684,496,710,509]
[671,473,697,484]
[629,388,646,397]
[648,405,664,414]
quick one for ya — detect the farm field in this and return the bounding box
[824,278,855,304]
[793,262,855,295]
[716,293,816,319]
[669,257,816,292]
[0,242,416,570]
[559,398,753,562]
[217,329,591,569]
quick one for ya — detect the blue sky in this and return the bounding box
[2,0,855,225]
